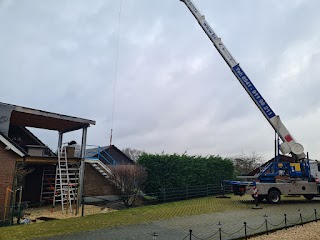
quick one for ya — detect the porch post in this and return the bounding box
[77,127,87,214]
[58,132,63,150]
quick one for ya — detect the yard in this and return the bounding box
[0,194,315,240]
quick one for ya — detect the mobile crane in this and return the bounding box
[179,0,320,203]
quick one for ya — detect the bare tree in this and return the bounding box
[122,148,145,162]
[11,164,33,224]
[231,152,264,177]
[110,165,147,208]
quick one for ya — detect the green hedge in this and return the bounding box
[138,153,233,193]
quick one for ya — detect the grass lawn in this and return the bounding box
[0,194,304,240]
[0,195,250,239]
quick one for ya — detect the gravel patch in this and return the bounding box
[250,221,320,240]
[23,204,115,223]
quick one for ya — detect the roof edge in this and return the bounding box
[15,106,96,125]
[0,102,96,125]
[0,134,25,157]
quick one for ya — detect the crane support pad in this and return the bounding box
[232,64,275,118]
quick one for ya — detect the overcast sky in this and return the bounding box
[1,0,320,161]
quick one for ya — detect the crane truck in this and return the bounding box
[179,0,320,203]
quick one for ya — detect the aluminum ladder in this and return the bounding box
[54,147,79,213]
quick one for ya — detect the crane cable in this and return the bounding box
[110,0,123,147]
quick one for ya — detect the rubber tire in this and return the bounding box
[267,190,281,204]
[303,194,315,201]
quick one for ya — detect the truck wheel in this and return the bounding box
[267,190,281,204]
[303,194,315,201]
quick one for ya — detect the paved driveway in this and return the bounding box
[42,201,320,240]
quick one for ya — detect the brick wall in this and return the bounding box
[0,142,18,222]
[83,163,117,197]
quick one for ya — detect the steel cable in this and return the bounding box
[286,217,301,225]
[267,219,285,227]
[109,0,124,145]
[302,213,314,221]
[191,233,208,240]
[191,230,220,240]
[246,221,265,231]
[221,225,245,236]
[181,234,190,240]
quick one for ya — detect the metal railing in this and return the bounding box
[136,184,231,203]
[85,145,118,166]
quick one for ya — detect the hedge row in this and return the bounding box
[138,153,233,194]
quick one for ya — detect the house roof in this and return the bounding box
[84,145,134,164]
[1,102,95,133]
[0,132,26,157]
[110,145,134,162]
[85,146,108,158]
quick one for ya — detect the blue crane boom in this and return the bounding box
[179,0,306,160]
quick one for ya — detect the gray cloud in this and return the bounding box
[1,0,320,161]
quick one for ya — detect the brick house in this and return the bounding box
[84,145,134,196]
[0,102,95,223]
[0,133,25,222]
[0,102,135,224]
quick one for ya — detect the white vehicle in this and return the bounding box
[227,159,320,203]
[179,0,320,203]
